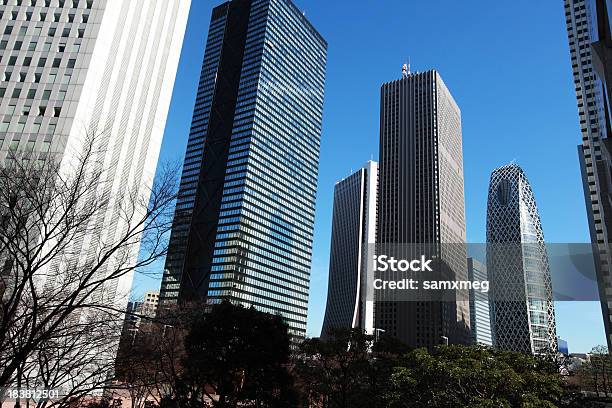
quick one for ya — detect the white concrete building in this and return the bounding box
[0,0,190,310]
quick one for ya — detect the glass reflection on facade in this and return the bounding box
[486,164,557,354]
[159,0,327,339]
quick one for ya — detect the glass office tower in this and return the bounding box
[565,0,612,350]
[321,161,377,338]
[159,0,327,339]
[467,258,492,346]
[486,163,557,355]
[376,69,470,350]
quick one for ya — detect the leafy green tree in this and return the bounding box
[181,301,296,407]
[293,328,401,408]
[384,345,580,408]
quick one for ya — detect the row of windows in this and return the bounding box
[2,103,62,117]
[0,138,50,152]
[3,24,86,38]
[0,39,80,52]
[1,71,71,84]
[0,86,68,100]
[0,120,59,134]
[2,55,76,69]
[0,0,93,8]
[2,9,89,23]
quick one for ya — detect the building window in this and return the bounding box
[62,28,70,37]
[62,74,71,84]
[48,27,56,36]
[0,122,9,132]
[53,107,61,117]
[28,41,36,51]
[3,72,12,81]
[52,58,61,68]
[14,120,26,133]
[12,88,21,98]
[37,58,47,67]
[4,26,13,35]
[23,57,31,66]
[48,73,56,83]
[42,90,51,100]
[38,106,46,116]
[27,89,36,99]
[67,59,76,68]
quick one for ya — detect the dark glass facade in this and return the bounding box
[159,0,327,338]
[321,162,377,338]
[376,70,470,350]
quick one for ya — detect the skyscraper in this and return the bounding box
[376,68,470,349]
[467,257,492,346]
[119,291,160,347]
[565,0,612,350]
[321,161,377,338]
[486,163,557,354]
[159,0,327,339]
[0,0,190,311]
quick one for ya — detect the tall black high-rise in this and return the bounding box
[376,68,470,350]
[159,0,327,339]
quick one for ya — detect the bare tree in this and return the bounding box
[0,130,178,406]
[114,305,193,408]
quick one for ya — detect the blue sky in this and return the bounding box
[131,0,607,353]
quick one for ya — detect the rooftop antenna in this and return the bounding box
[402,57,412,79]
